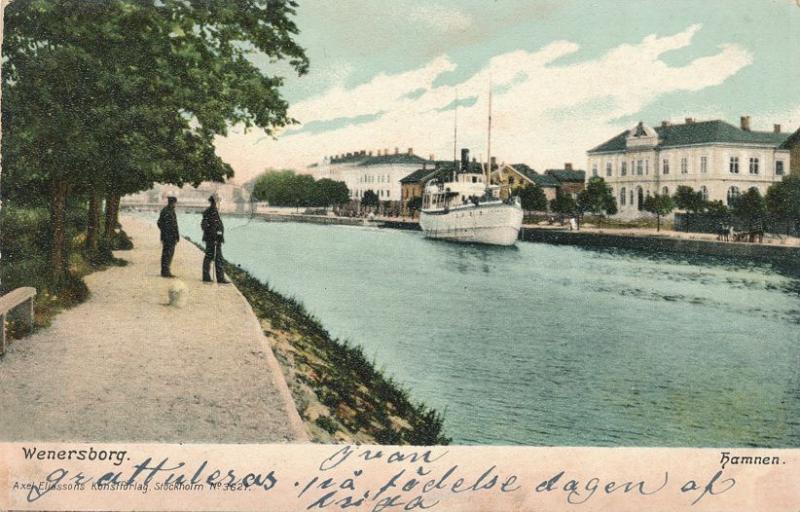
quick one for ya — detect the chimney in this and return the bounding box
[740,116,751,131]
[685,117,694,124]
[384,148,389,156]
[394,147,399,155]
[490,156,497,170]
[407,147,413,155]
[460,148,470,171]
[368,150,373,156]
[429,153,435,161]
[774,124,781,133]
[564,162,573,171]
[661,120,671,127]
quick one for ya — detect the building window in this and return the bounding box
[621,161,627,176]
[749,157,759,175]
[700,186,708,201]
[662,186,669,195]
[509,176,515,185]
[700,156,708,174]
[645,159,649,175]
[620,187,626,206]
[681,157,688,174]
[636,160,643,175]
[729,157,739,174]
[592,163,598,177]
[637,187,644,211]
[662,159,670,175]
[606,162,612,177]
[629,189,634,206]
[776,160,785,175]
[727,186,740,206]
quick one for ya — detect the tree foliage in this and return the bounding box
[313,178,351,208]
[672,186,706,232]
[361,190,380,208]
[766,175,800,233]
[731,187,767,230]
[642,193,675,232]
[577,177,617,218]
[549,190,577,215]
[252,171,350,208]
[2,0,309,281]
[518,184,548,212]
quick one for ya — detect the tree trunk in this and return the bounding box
[104,192,120,240]
[49,179,69,284]
[657,215,661,232]
[86,192,101,253]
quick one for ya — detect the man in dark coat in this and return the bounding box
[157,196,179,278]
[201,194,228,283]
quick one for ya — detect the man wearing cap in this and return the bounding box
[157,196,179,278]
[201,194,228,283]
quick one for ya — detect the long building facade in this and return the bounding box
[587,117,796,217]
[309,147,434,204]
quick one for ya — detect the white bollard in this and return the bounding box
[168,280,188,308]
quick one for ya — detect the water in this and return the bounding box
[170,213,799,447]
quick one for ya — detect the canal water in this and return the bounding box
[173,214,799,447]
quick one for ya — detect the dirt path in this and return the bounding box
[0,216,308,443]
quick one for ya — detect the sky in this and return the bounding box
[215,0,800,184]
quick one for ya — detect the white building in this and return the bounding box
[587,117,794,217]
[309,147,434,203]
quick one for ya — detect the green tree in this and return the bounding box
[406,196,423,214]
[518,184,548,212]
[252,170,317,209]
[672,185,706,232]
[312,178,350,209]
[642,193,675,232]
[576,177,617,227]
[2,0,309,282]
[549,190,577,217]
[731,187,767,231]
[766,176,800,234]
[361,190,380,209]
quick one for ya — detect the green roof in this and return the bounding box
[545,169,585,182]
[588,120,793,154]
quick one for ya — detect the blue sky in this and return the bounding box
[217,0,800,181]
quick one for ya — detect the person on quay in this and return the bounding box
[157,196,179,278]
[201,194,229,284]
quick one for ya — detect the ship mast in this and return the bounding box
[485,79,492,190]
[452,90,458,183]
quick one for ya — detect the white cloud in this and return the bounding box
[408,5,473,33]
[216,24,754,182]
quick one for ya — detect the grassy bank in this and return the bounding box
[220,259,450,445]
[0,206,131,339]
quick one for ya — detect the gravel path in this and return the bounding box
[0,216,308,443]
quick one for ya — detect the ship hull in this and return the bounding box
[419,202,523,246]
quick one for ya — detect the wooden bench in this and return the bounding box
[0,287,37,356]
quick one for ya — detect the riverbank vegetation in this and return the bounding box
[0,204,130,337]
[1,2,308,324]
[221,260,450,445]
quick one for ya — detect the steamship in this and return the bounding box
[419,148,523,246]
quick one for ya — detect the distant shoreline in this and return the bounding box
[184,208,800,265]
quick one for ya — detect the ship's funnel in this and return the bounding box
[461,148,470,171]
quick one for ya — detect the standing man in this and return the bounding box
[201,194,228,284]
[157,196,179,278]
